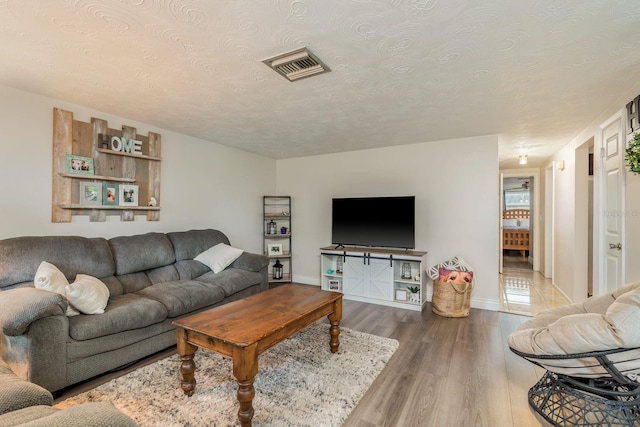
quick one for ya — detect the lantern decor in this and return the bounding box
[267,220,277,235]
[273,259,283,280]
[401,262,412,279]
[336,257,343,274]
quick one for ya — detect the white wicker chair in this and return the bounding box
[508,281,640,426]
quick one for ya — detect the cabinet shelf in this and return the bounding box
[58,173,135,183]
[96,148,161,161]
[266,252,291,259]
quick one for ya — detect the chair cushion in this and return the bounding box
[68,293,168,341]
[196,269,264,297]
[136,280,226,317]
[508,284,640,377]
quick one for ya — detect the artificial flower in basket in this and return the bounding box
[625,132,640,175]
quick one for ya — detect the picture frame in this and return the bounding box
[102,183,119,206]
[65,154,94,175]
[267,243,283,256]
[119,184,138,207]
[394,289,408,302]
[328,279,341,291]
[79,182,102,206]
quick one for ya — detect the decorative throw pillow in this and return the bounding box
[65,274,110,315]
[34,261,79,316]
[194,243,244,274]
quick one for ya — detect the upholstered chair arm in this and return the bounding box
[229,252,269,272]
[0,361,53,415]
[0,288,66,336]
[0,402,138,426]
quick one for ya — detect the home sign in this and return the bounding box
[99,133,143,155]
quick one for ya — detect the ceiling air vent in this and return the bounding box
[263,47,330,82]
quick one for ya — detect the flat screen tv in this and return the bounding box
[331,196,415,249]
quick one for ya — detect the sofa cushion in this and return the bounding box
[117,272,153,294]
[136,280,226,317]
[174,260,210,280]
[33,261,79,316]
[197,268,264,297]
[0,236,114,289]
[167,229,230,261]
[109,232,175,275]
[68,293,168,341]
[146,265,179,285]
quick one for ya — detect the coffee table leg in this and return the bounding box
[328,297,343,353]
[176,328,198,396]
[233,343,259,427]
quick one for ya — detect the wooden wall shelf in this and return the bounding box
[52,108,162,223]
[58,173,136,183]
[59,204,161,211]
[95,148,161,161]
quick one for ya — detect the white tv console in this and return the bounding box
[320,246,427,311]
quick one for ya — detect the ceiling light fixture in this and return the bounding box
[263,47,330,82]
[519,154,528,165]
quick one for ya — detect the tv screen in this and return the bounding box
[331,196,415,249]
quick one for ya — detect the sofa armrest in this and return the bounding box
[0,288,66,336]
[229,252,269,272]
[0,361,53,415]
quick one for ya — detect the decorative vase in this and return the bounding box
[409,292,420,303]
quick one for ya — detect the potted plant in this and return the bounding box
[625,132,640,175]
[407,286,420,304]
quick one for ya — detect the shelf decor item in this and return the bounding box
[65,154,94,176]
[273,259,283,280]
[119,184,139,207]
[102,183,119,206]
[336,257,343,274]
[267,220,277,234]
[407,286,420,303]
[401,262,412,279]
[625,132,640,174]
[267,243,283,256]
[79,182,102,206]
[395,289,408,302]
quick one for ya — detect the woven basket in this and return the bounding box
[431,279,472,317]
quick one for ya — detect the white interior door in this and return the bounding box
[601,116,625,293]
[499,173,504,274]
[544,165,554,279]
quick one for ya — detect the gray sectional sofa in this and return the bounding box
[0,229,269,392]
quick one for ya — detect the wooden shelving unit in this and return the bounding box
[264,196,292,284]
[52,108,162,222]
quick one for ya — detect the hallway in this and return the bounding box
[499,262,571,316]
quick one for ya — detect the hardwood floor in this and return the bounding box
[331,299,545,427]
[55,290,546,426]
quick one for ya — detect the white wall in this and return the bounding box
[0,85,276,252]
[276,135,500,310]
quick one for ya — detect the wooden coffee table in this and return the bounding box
[172,284,343,427]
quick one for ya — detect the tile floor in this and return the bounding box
[499,254,571,316]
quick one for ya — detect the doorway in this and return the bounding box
[502,176,533,270]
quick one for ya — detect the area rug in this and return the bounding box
[57,323,399,426]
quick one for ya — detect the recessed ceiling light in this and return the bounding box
[519,154,528,165]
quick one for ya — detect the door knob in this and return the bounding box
[609,243,622,250]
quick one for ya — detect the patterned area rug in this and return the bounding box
[57,323,399,426]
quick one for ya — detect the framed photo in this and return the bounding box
[267,243,283,256]
[328,279,341,291]
[65,154,94,175]
[119,184,138,207]
[394,289,408,302]
[102,183,119,206]
[79,182,102,206]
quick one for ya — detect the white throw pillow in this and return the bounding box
[194,243,244,274]
[66,274,110,315]
[34,261,79,316]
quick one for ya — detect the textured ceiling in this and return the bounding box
[1,0,640,168]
